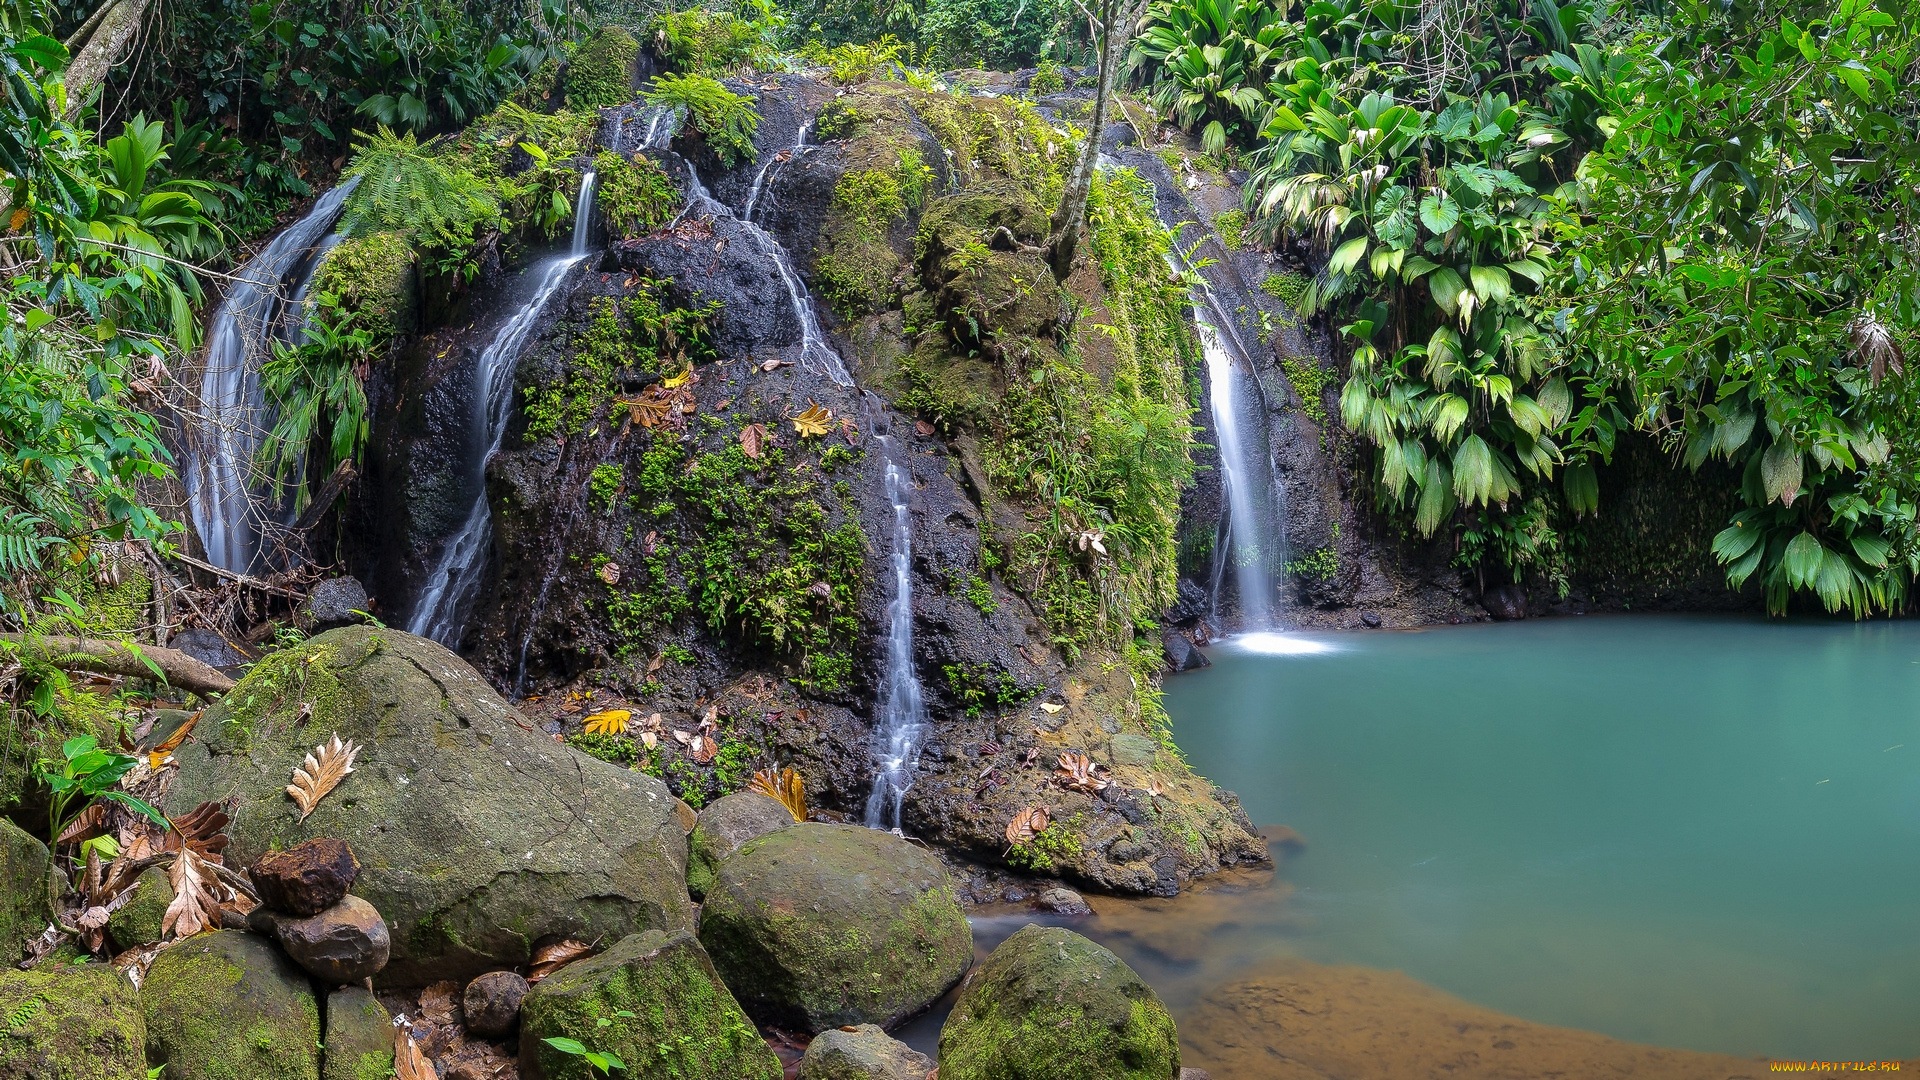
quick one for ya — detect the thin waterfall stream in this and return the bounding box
[861,397,928,832]
[407,170,596,644]
[187,178,358,572]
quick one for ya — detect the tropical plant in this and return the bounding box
[337,127,505,276]
[256,298,376,515]
[650,3,781,74]
[642,73,761,168]
[1130,0,1299,153]
[35,735,166,847]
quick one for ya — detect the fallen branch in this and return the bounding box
[0,635,235,697]
[289,459,357,534]
[164,551,304,597]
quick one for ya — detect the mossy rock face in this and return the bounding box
[105,866,172,953]
[162,627,694,985]
[0,964,146,1080]
[686,791,793,900]
[313,232,416,341]
[141,930,321,1080]
[937,925,1179,1080]
[321,986,394,1080]
[0,818,52,964]
[915,185,1060,348]
[697,822,971,1032]
[795,1022,932,1080]
[518,929,781,1080]
[565,26,639,111]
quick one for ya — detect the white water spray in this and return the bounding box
[407,171,596,643]
[862,400,929,831]
[1197,318,1277,628]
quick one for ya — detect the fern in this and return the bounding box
[338,127,503,270]
[7,994,43,1028]
[643,74,760,169]
[0,511,53,577]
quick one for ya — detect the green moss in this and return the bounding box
[142,931,321,1080]
[0,964,146,1080]
[0,819,51,964]
[105,867,171,952]
[1214,208,1247,251]
[1259,269,1309,309]
[814,110,937,319]
[1005,819,1080,873]
[940,661,1036,718]
[566,27,639,111]
[522,283,720,443]
[589,463,624,512]
[521,930,781,1080]
[1280,355,1333,432]
[592,149,681,239]
[313,232,414,342]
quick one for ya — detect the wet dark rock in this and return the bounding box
[1482,582,1528,621]
[167,628,256,671]
[1036,887,1091,915]
[796,1023,933,1080]
[300,577,370,631]
[938,925,1178,1080]
[1361,611,1383,628]
[699,823,972,1033]
[164,627,694,985]
[1162,632,1210,673]
[462,971,530,1037]
[251,895,391,985]
[142,930,320,1080]
[322,986,394,1080]
[1164,578,1209,626]
[251,837,359,917]
[687,791,794,900]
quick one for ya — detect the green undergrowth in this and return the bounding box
[1279,356,1332,432]
[312,231,414,341]
[565,26,640,111]
[814,95,938,316]
[1258,270,1307,310]
[644,74,760,168]
[649,7,773,74]
[522,283,720,442]
[592,150,682,239]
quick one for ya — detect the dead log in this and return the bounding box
[0,634,235,697]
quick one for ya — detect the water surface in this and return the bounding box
[1160,614,1920,1061]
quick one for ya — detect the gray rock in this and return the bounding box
[1162,632,1210,672]
[1035,887,1090,915]
[0,964,146,1079]
[164,626,694,985]
[1110,733,1159,767]
[142,930,320,1080]
[462,971,529,1038]
[699,823,972,1033]
[322,986,393,1080]
[1360,611,1383,628]
[300,577,370,630]
[938,925,1178,1080]
[166,628,255,671]
[1482,582,1527,621]
[106,866,172,953]
[251,895,390,985]
[252,837,359,916]
[518,930,781,1080]
[1179,1069,1213,1079]
[0,818,52,964]
[796,1023,933,1080]
[687,790,794,900]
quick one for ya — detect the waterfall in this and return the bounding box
[861,399,929,832]
[187,178,358,572]
[741,120,810,223]
[1197,318,1278,628]
[407,170,596,644]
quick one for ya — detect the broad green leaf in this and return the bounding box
[1469,264,1511,304]
[1508,395,1552,436]
[1537,375,1571,427]
[1415,457,1454,536]
[1401,255,1439,280]
[1564,461,1599,514]
[1760,442,1802,506]
[1813,547,1855,612]
[544,1037,590,1056]
[1431,394,1469,441]
[1504,259,1547,285]
[1329,235,1369,276]
[1427,267,1466,316]
[1850,534,1891,568]
[1711,410,1755,458]
[1711,521,1760,561]
[1418,192,1459,233]
[1782,531,1823,588]
[1451,435,1494,504]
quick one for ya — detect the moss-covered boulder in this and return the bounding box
[142,930,321,1080]
[697,822,971,1032]
[518,930,781,1080]
[313,233,415,341]
[564,26,638,111]
[0,818,52,964]
[0,965,146,1080]
[686,791,793,900]
[914,183,1061,350]
[937,925,1179,1080]
[105,866,172,952]
[162,627,694,985]
[321,986,394,1080]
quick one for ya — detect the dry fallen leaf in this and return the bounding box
[527,939,595,982]
[286,734,361,822]
[640,731,658,749]
[56,803,108,845]
[598,561,622,585]
[163,801,232,864]
[914,419,936,437]
[1005,805,1050,846]
[1038,702,1065,714]
[148,709,203,770]
[647,653,665,673]
[792,402,832,438]
[749,768,807,822]
[1146,779,1165,799]
[672,729,692,745]
[691,735,718,765]
[1053,751,1111,794]
[741,422,768,459]
[162,846,224,940]
[760,358,792,373]
[394,1028,435,1080]
[583,709,630,735]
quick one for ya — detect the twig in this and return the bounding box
[164,551,304,598]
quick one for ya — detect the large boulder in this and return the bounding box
[795,1023,933,1080]
[142,930,322,1080]
[518,930,781,1080]
[938,925,1180,1080]
[163,627,695,984]
[698,822,971,1032]
[0,818,53,963]
[0,965,146,1080]
[686,790,794,900]
[321,986,394,1080]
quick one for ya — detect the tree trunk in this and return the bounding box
[62,0,152,120]
[1047,0,1137,281]
[2,634,235,697]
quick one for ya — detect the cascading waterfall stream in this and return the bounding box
[861,397,929,833]
[187,178,358,572]
[1197,318,1277,629]
[741,120,810,222]
[407,170,596,644]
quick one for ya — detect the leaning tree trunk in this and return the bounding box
[63,0,152,120]
[1047,0,1139,281]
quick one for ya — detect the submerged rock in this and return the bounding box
[0,818,52,964]
[321,986,394,1080]
[0,965,146,1080]
[795,1023,932,1080]
[938,925,1179,1080]
[163,627,694,984]
[142,930,321,1080]
[518,929,781,1080]
[251,837,360,916]
[698,822,971,1032]
[687,790,794,900]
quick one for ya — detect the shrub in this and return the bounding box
[651,7,771,74]
[592,150,683,238]
[643,73,761,168]
[566,26,641,111]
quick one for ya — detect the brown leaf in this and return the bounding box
[1006,805,1050,846]
[163,801,231,864]
[749,768,807,822]
[792,402,833,439]
[841,417,860,445]
[148,709,203,769]
[598,561,622,585]
[741,422,768,460]
[527,939,595,983]
[163,847,224,940]
[286,734,361,822]
[760,358,792,373]
[914,418,935,437]
[648,653,666,673]
[1053,751,1110,794]
[394,1028,435,1080]
[691,735,718,765]
[57,804,109,845]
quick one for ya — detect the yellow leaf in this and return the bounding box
[749,767,807,822]
[583,709,630,735]
[1038,702,1065,714]
[663,366,694,389]
[285,734,360,822]
[792,402,832,438]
